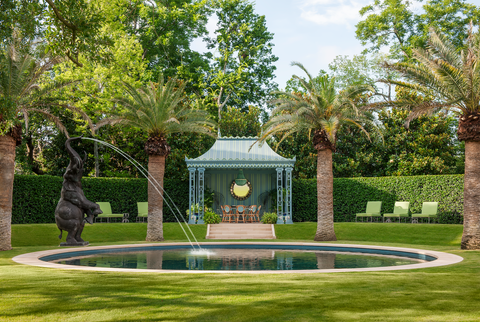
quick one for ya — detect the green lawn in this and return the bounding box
[1,222,478,322]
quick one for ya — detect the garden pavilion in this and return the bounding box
[185,137,296,223]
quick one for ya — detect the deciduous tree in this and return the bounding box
[201,0,278,119]
[356,0,480,58]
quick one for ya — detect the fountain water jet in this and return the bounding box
[81,137,204,251]
[190,249,214,256]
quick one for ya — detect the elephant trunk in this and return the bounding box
[65,137,83,166]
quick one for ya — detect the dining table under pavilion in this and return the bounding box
[185,136,296,224]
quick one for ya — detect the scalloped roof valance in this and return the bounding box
[185,137,295,169]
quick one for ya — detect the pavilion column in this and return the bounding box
[188,167,196,224]
[276,167,284,224]
[197,167,205,224]
[285,167,293,224]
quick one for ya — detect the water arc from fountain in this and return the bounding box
[81,137,203,251]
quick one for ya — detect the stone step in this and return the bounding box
[211,230,273,233]
[206,224,276,239]
[210,224,271,228]
[211,230,271,234]
[206,235,275,239]
[208,233,273,238]
[210,229,272,233]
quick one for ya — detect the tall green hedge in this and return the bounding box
[12,175,188,224]
[13,174,464,224]
[293,175,464,224]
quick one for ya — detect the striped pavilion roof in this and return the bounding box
[185,137,295,169]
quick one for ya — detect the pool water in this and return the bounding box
[49,247,428,271]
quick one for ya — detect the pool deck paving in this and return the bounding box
[12,242,463,274]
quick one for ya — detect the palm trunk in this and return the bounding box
[316,252,336,269]
[0,135,16,251]
[314,149,337,241]
[461,141,480,249]
[146,250,163,269]
[146,154,165,242]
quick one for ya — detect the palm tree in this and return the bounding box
[381,26,480,249]
[115,76,216,241]
[257,62,376,241]
[0,37,75,251]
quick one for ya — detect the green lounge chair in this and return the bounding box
[95,202,129,223]
[411,202,438,223]
[383,201,410,223]
[355,201,382,222]
[137,202,148,222]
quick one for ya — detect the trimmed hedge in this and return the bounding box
[293,175,464,224]
[13,174,464,224]
[12,175,188,224]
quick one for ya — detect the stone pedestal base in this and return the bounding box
[60,241,89,247]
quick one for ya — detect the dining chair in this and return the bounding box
[244,205,257,223]
[221,205,235,223]
[236,205,246,223]
[251,205,261,223]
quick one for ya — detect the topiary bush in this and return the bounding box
[261,212,278,224]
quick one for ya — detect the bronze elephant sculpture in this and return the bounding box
[55,137,102,246]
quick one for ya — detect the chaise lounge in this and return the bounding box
[136,202,148,222]
[383,201,410,223]
[95,202,129,223]
[411,202,438,223]
[355,201,382,222]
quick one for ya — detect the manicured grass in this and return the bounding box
[11,222,208,246]
[1,222,479,321]
[12,222,463,247]
[276,222,463,246]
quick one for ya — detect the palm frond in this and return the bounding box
[319,117,340,142]
[0,34,75,134]
[115,75,217,140]
[381,27,480,116]
[95,117,123,130]
[405,101,458,127]
[27,108,70,138]
[291,61,314,82]
[427,27,464,70]
[259,62,376,150]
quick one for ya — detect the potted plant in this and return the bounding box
[186,203,200,215]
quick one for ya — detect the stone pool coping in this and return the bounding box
[12,242,463,274]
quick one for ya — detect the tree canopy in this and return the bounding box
[356,0,480,58]
[2,0,469,181]
[200,0,278,119]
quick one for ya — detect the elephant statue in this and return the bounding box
[55,137,102,246]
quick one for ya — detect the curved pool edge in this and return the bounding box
[12,242,464,274]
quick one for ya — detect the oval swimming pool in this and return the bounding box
[13,242,463,273]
